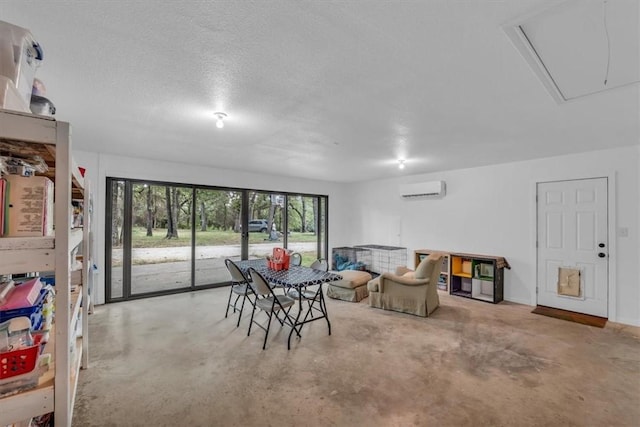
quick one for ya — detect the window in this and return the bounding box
[105,178,328,302]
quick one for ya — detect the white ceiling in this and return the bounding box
[1,0,638,183]
[519,0,640,100]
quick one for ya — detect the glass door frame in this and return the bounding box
[105,177,329,303]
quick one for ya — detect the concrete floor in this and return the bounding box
[73,289,640,427]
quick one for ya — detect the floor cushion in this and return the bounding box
[327,270,372,302]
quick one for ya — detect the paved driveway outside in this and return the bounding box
[108,241,317,298]
[112,241,316,263]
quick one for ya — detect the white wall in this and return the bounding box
[72,151,350,305]
[72,146,638,326]
[340,146,639,326]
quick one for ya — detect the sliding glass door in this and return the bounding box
[130,182,192,296]
[108,179,125,300]
[106,178,329,303]
[247,191,285,260]
[194,188,243,286]
[287,195,321,266]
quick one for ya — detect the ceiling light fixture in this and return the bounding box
[398,159,406,170]
[214,112,227,129]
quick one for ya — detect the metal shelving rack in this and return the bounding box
[0,109,90,426]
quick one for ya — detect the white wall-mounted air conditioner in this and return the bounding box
[399,181,446,198]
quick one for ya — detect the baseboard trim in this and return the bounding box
[611,316,640,327]
[532,305,607,328]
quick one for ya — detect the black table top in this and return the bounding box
[236,259,342,288]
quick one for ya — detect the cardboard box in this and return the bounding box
[4,175,54,237]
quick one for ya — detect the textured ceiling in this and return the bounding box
[519,0,640,100]
[1,0,638,182]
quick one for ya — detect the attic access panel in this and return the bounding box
[504,0,639,103]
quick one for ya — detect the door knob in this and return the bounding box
[598,253,606,258]
[598,243,605,248]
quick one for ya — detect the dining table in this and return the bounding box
[235,258,342,349]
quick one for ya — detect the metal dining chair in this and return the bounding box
[290,252,302,266]
[288,258,329,319]
[310,258,329,272]
[247,267,300,349]
[224,259,255,327]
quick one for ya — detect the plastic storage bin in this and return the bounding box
[268,260,284,271]
[0,288,48,331]
[0,20,43,109]
[0,333,44,380]
[0,75,30,112]
[0,333,49,398]
[269,247,290,270]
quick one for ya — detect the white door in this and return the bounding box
[536,178,608,317]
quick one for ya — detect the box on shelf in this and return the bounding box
[0,20,43,109]
[4,164,35,177]
[4,174,54,237]
[0,278,41,309]
[0,278,49,331]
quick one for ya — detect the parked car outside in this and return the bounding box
[248,219,269,233]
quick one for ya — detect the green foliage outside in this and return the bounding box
[110,182,326,268]
[122,185,319,234]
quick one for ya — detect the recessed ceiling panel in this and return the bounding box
[518,0,639,101]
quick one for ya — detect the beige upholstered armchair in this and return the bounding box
[366,253,444,317]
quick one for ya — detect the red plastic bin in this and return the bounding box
[0,334,44,380]
[271,248,290,269]
[268,260,285,271]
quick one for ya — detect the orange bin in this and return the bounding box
[269,248,291,270]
